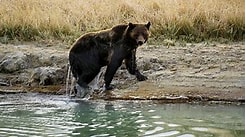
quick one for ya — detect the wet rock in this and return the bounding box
[37,52,67,67]
[0,81,9,86]
[10,71,31,85]
[0,45,68,74]
[28,66,66,86]
[0,52,30,73]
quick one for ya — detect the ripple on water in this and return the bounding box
[191,127,208,132]
[137,115,144,118]
[0,94,244,137]
[167,123,181,127]
[106,126,114,129]
[91,133,110,137]
[148,110,156,113]
[150,115,161,119]
[139,124,153,128]
[144,130,180,137]
[191,127,233,136]
[0,127,43,137]
[130,110,141,114]
[144,126,164,135]
[177,134,195,137]
[135,119,147,123]
[153,121,165,125]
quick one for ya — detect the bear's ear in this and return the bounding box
[128,22,136,30]
[145,22,151,30]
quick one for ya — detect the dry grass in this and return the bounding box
[0,0,244,43]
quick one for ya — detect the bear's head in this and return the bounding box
[125,22,151,47]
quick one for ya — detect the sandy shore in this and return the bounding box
[0,42,244,103]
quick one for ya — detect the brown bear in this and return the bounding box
[69,22,151,97]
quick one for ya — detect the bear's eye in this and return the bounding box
[142,32,148,36]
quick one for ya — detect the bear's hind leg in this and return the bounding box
[76,69,101,98]
[75,76,91,98]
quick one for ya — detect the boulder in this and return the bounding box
[0,52,30,73]
[28,66,66,86]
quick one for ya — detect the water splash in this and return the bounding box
[65,63,71,96]
[65,63,104,99]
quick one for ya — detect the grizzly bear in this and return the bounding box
[69,22,151,97]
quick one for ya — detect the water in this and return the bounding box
[0,93,244,137]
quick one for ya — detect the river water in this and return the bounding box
[0,93,244,137]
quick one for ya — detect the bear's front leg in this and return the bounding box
[135,70,148,81]
[125,50,148,81]
[104,58,123,91]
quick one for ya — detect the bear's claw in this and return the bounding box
[136,74,148,81]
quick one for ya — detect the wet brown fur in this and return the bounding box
[69,22,151,91]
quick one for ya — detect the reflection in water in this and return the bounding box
[0,93,244,137]
[72,101,141,137]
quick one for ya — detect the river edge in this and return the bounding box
[0,41,244,104]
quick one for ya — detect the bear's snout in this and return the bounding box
[136,35,145,46]
[137,41,144,46]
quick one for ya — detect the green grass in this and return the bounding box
[0,0,244,44]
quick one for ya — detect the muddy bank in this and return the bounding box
[0,42,244,103]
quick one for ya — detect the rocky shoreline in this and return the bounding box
[0,42,244,103]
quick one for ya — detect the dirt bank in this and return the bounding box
[0,42,244,103]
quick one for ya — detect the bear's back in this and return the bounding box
[70,24,128,53]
